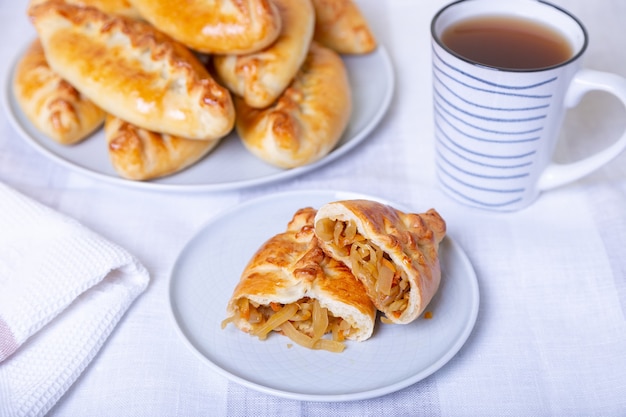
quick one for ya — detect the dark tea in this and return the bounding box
[440,16,573,70]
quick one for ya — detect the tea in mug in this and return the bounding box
[441,16,573,70]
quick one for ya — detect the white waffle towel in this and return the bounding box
[0,182,150,417]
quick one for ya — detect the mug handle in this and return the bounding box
[538,69,626,191]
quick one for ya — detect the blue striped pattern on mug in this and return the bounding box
[432,46,559,209]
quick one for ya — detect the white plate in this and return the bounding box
[168,190,479,402]
[3,42,394,192]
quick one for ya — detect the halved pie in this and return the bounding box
[314,200,446,324]
[223,207,376,352]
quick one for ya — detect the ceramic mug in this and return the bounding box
[431,0,626,211]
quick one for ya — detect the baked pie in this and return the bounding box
[28,0,142,19]
[314,200,446,324]
[213,0,315,108]
[29,2,235,140]
[311,0,377,54]
[128,0,282,54]
[104,115,221,180]
[223,207,376,352]
[234,42,351,168]
[13,39,105,145]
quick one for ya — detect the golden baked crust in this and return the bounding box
[234,42,351,168]
[225,207,376,346]
[213,0,315,108]
[29,2,235,140]
[104,115,220,180]
[128,0,282,54]
[13,39,105,145]
[311,0,377,54]
[28,0,142,19]
[314,200,446,324]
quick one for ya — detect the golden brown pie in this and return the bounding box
[234,42,351,168]
[13,39,105,145]
[311,0,377,54]
[213,0,315,108]
[104,115,221,180]
[28,0,142,19]
[28,2,235,140]
[223,207,376,352]
[314,200,446,324]
[127,0,282,54]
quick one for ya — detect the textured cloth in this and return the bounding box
[0,183,149,417]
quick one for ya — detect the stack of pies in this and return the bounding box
[14,0,378,180]
[223,200,447,352]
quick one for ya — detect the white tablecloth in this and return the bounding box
[1,1,626,415]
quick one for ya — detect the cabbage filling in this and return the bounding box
[316,218,410,318]
[222,297,353,352]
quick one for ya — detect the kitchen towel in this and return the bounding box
[0,182,150,417]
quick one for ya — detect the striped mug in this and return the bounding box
[431,0,626,211]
